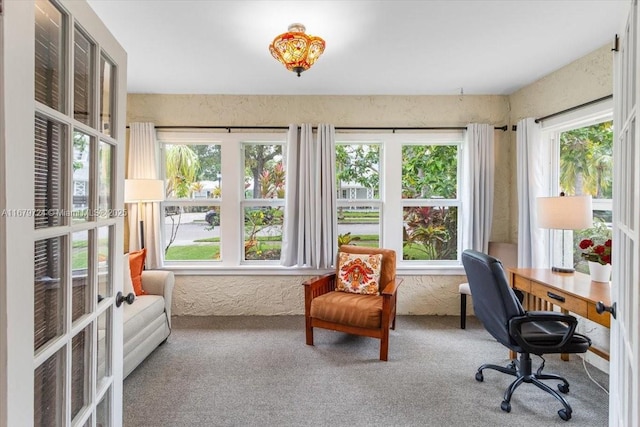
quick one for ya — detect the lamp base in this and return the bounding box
[552,266,575,273]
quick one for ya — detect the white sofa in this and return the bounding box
[122,254,174,378]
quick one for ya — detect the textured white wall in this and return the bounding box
[171,274,467,316]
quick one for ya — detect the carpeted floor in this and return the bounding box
[124,315,609,427]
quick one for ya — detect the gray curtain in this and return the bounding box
[516,118,549,268]
[462,123,495,253]
[281,124,337,268]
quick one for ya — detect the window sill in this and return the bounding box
[159,264,465,276]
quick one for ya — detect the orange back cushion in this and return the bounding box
[129,249,147,296]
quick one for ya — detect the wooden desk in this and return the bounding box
[507,268,611,361]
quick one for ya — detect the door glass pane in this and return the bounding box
[96,389,111,427]
[35,115,66,229]
[98,226,112,299]
[71,326,91,422]
[34,236,66,352]
[73,131,91,222]
[74,26,94,126]
[98,141,113,218]
[34,0,66,112]
[99,54,114,136]
[97,308,110,386]
[72,230,90,322]
[34,346,65,426]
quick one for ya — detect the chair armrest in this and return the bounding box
[141,270,175,326]
[302,273,336,315]
[509,311,578,354]
[302,272,336,293]
[381,277,403,297]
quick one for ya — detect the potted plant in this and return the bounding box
[578,221,612,282]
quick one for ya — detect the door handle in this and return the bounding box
[115,291,135,308]
[596,301,617,319]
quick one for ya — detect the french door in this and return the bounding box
[611,0,640,425]
[1,0,127,425]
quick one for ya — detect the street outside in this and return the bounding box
[164,212,380,246]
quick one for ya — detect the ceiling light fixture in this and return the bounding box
[269,23,325,77]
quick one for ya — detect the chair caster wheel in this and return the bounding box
[501,401,511,413]
[558,383,570,394]
[475,372,484,382]
[558,409,572,421]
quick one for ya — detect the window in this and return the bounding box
[401,143,460,261]
[241,142,285,261]
[158,131,465,270]
[336,142,381,247]
[543,101,613,273]
[162,143,222,262]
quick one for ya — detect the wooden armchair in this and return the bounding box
[302,245,402,361]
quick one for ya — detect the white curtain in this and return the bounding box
[462,123,495,253]
[516,118,549,268]
[127,122,162,268]
[281,124,337,268]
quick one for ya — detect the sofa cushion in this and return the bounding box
[123,295,166,345]
[129,249,147,296]
[310,291,382,329]
[336,252,382,295]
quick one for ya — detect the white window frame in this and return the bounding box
[156,130,466,275]
[541,99,613,268]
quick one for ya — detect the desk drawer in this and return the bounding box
[588,304,611,328]
[530,282,588,317]
[513,275,531,292]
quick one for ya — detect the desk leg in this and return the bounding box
[560,308,570,361]
[509,350,517,360]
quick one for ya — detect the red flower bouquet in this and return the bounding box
[579,238,612,265]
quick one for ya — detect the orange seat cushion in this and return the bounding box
[310,291,382,329]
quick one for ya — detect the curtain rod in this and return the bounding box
[128,124,509,132]
[511,94,613,131]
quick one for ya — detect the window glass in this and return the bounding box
[241,143,285,262]
[99,54,114,136]
[163,144,221,261]
[560,120,614,272]
[243,143,284,199]
[35,115,66,228]
[401,143,459,261]
[336,142,381,248]
[35,0,66,112]
[73,131,92,222]
[74,26,94,126]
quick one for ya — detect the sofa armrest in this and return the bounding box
[141,270,175,327]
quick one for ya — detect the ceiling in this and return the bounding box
[87,0,629,96]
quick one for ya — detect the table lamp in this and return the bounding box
[124,179,164,249]
[537,193,593,273]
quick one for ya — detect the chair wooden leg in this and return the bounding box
[305,318,314,345]
[460,293,467,329]
[380,329,389,361]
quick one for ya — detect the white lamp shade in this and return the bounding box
[537,195,593,230]
[124,179,165,203]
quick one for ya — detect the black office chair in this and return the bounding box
[461,250,591,421]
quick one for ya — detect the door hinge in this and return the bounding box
[612,34,620,52]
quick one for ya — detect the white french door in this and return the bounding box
[0,0,126,426]
[610,0,640,425]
